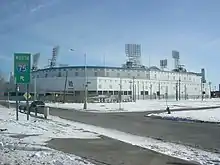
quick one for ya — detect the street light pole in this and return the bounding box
[69,49,88,109]
[63,70,68,103]
[119,78,122,110]
[34,76,37,101]
[209,82,212,99]
[150,84,152,100]
[132,77,135,102]
[178,78,181,100]
[83,53,88,110]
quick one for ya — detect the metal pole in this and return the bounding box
[137,81,139,100]
[176,82,178,101]
[134,84,137,102]
[209,82,212,99]
[26,84,30,121]
[15,84,19,121]
[184,84,187,100]
[63,70,68,103]
[132,77,135,102]
[158,81,160,100]
[7,91,10,109]
[179,78,181,100]
[73,87,75,102]
[142,82,145,100]
[83,53,87,110]
[119,78,122,110]
[34,76,37,101]
[165,86,168,107]
[129,81,132,101]
[150,84,152,100]
[201,80,204,101]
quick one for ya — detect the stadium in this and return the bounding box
[9,44,210,102]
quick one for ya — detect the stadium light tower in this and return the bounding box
[70,49,88,110]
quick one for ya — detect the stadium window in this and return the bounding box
[146,74,150,79]
[75,72,78,76]
[106,72,109,76]
[45,73,48,78]
[94,72,98,76]
[58,72,61,77]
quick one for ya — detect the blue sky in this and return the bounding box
[0,0,220,86]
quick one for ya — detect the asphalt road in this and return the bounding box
[47,136,199,165]
[48,107,220,154]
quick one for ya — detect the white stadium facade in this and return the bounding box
[30,65,209,101]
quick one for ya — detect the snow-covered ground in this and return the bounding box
[1,105,220,165]
[148,108,220,123]
[44,99,220,112]
[0,106,98,165]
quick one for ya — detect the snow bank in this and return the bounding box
[0,107,99,145]
[148,108,220,123]
[45,99,220,112]
[0,106,98,165]
[0,135,95,165]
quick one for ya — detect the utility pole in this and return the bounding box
[209,82,212,99]
[83,53,88,110]
[137,81,139,100]
[165,86,168,107]
[150,84,152,100]
[69,49,88,109]
[178,78,181,100]
[132,77,135,102]
[158,81,161,100]
[15,84,19,121]
[34,76,37,101]
[119,78,122,110]
[129,80,132,101]
[63,70,68,103]
[26,84,30,121]
[201,81,204,101]
[176,81,178,101]
[134,84,137,102]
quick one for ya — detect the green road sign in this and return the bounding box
[14,53,31,84]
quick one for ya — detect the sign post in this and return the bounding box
[14,53,31,121]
